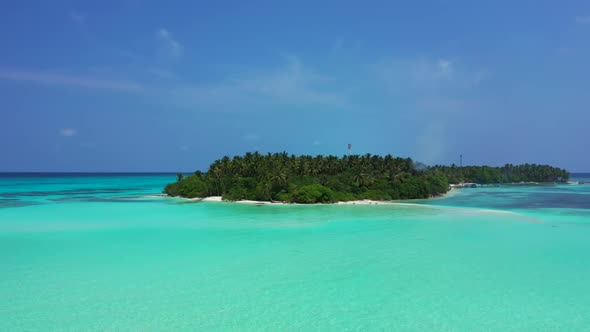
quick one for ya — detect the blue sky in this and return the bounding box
[1,0,589,172]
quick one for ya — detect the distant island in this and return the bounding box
[164,152,570,204]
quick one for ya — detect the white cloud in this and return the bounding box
[171,55,348,109]
[415,123,446,165]
[69,11,86,24]
[79,141,96,148]
[373,57,487,98]
[60,128,77,137]
[312,140,322,146]
[157,28,183,58]
[556,47,573,55]
[243,133,259,141]
[331,38,344,53]
[575,15,590,25]
[371,56,490,164]
[0,68,143,92]
[437,59,453,77]
[148,67,176,79]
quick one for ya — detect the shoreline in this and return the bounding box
[450,181,572,188]
[164,180,565,206]
[167,187,459,206]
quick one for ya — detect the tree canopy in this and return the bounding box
[430,164,569,184]
[164,152,569,203]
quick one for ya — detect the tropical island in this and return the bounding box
[164,152,570,204]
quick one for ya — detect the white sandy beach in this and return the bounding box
[170,187,458,205]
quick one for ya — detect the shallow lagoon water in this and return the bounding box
[1,174,589,331]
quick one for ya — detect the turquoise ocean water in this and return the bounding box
[1,173,589,331]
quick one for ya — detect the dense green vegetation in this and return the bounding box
[431,164,570,184]
[164,152,449,202]
[164,152,569,203]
